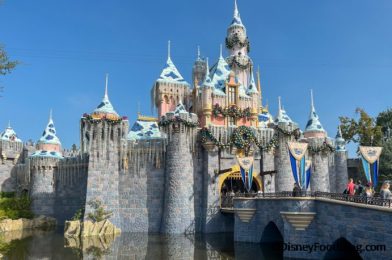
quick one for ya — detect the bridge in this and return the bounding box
[228,192,392,259]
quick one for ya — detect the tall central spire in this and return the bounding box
[232,0,243,25]
[105,73,109,98]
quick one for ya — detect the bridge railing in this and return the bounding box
[220,191,392,209]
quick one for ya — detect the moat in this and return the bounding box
[1,230,285,259]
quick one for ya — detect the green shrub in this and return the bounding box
[87,199,112,222]
[0,195,33,220]
[71,208,84,221]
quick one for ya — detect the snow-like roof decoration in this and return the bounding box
[202,58,214,88]
[128,120,163,141]
[231,0,244,27]
[0,122,22,142]
[38,113,61,145]
[258,110,273,126]
[30,150,63,159]
[92,75,119,118]
[304,91,325,133]
[173,102,187,115]
[157,41,189,85]
[247,71,258,95]
[274,97,294,124]
[210,53,231,93]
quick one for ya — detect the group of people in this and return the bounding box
[345,178,392,199]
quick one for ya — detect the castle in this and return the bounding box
[0,0,348,234]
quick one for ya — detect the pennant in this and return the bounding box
[237,155,254,192]
[305,160,312,190]
[288,142,308,161]
[359,146,383,164]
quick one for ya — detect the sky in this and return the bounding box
[1,0,392,157]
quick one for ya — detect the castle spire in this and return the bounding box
[7,120,10,129]
[304,90,326,135]
[310,89,314,111]
[49,109,53,122]
[105,73,109,98]
[197,45,201,60]
[232,0,243,25]
[167,40,171,61]
[219,44,223,59]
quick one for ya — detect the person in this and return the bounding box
[364,185,373,197]
[355,180,364,196]
[380,182,392,200]
[346,178,355,196]
[292,183,301,197]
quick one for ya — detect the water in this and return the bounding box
[0,230,284,260]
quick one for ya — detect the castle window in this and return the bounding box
[228,116,236,126]
[111,129,114,141]
[228,86,236,105]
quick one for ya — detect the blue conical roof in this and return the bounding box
[0,122,22,142]
[230,0,244,27]
[274,97,294,124]
[210,53,231,96]
[93,75,119,117]
[38,116,61,145]
[304,91,325,133]
[247,71,258,94]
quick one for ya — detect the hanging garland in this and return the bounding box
[274,125,301,139]
[308,141,336,154]
[159,116,199,128]
[199,125,285,152]
[212,104,252,119]
[226,55,252,70]
[82,113,125,125]
[225,35,250,53]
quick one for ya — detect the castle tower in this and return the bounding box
[80,75,129,227]
[247,70,259,127]
[334,126,348,193]
[29,111,63,217]
[304,91,331,192]
[161,104,198,234]
[274,97,299,192]
[192,46,207,87]
[225,0,252,87]
[152,41,191,118]
[0,121,23,162]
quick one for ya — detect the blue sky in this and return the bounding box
[1,0,392,156]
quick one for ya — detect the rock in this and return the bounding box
[64,220,81,238]
[0,216,56,233]
[81,220,121,238]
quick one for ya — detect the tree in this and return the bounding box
[376,108,392,138]
[339,108,383,147]
[0,46,18,76]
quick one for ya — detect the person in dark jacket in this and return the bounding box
[292,183,301,197]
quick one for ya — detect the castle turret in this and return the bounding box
[152,41,191,118]
[304,91,331,192]
[0,122,23,164]
[81,75,129,227]
[192,46,206,87]
[334,126,348,193]
[29,111,63,217]
[161,104,198,234]
[274,97,299,192]
[225,0,252,87]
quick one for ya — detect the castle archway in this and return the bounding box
[324,237,362,260]
[219,165,262,207]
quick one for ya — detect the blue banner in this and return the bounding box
[289,152,299,185]
[306,166,311,190]
[373,160,379,188]
[361,156,372,184]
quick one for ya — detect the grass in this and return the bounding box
[0,192,33,220]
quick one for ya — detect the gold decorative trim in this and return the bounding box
[280,212,316,231]
[235,208,256,223]
[137,114,158,122]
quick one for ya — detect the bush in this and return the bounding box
[0,195,33,220]
[71,208,84,221]
[87,199,112,222]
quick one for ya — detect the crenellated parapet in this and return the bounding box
[306,137,334,192]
